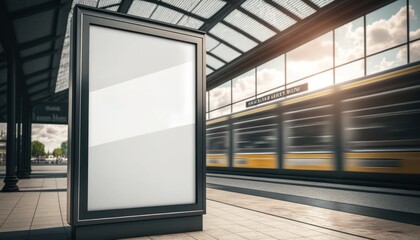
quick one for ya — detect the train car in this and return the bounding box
[206,63,420,186]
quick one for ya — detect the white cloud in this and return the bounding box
[209,83,231,110]
[409,5,420,39]
[367,6,407,55]
[410,40,420,62]
[32,124,68,152]
[257,68,284,93]
[232,74,255,102]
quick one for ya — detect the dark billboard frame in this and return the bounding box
[68,5,206,240]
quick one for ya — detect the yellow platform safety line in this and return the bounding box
[232,104,277,118]
[283,153,334,171]
[281,89,333,106]
[344,152,420,174]
[206,154,229,167]
[233,154,277,169]
[339,64,420,91]
[206,117,228,125]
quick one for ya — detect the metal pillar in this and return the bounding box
[17,98,31,179]
[2,57,19,192]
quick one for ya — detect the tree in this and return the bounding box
[31,141,45,158]
[61,140,68,157]
[52,148,63,157]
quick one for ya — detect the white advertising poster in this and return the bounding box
[87,25,196,211]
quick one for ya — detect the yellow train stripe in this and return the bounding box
[339,65,420,91]
[284,153,333,159]
[207,117,228,125]
[345,152,420,159]
[232,104,277,118]
[282,89,333,106]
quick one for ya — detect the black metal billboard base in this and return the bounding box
[71,215,202,240]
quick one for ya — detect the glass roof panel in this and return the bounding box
[206,36,220,51]
[77,0,99,7]
[105,5,119,11]
[207,54,225,70]
[210,44,241,62]
[210,23,258,52]
[309,0,335,8]
[224,9,276,42]
[241,0,296,31]
[98,0,121,8]
[128,0,157,18]
[206,67,214,75]
[162,0,201,12]
[150,6,183,24]
[273,0,316,19]
[177,15,204,29]
[192,0,226,19]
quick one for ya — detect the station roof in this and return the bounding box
[0,0,394,117]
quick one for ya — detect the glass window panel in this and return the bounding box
[287,32,333,83]
[241,0,296,31]
[232,97,255,113]
[150,6,183,24]
[335,59,365,84]
[335,17,364,66]
[232,69,256,102]
[257,55,285,94]
[256,86,286,106]
[210,44,241,62]
[177,15,204,29]
[367,46,407,75]
[210,23,258,52]
[105,5,119,11]
[206,67,214,75]
[128,0,156,18]
[207,54,224,70]
[287,70,333,98]
[273,0,316,19]
[366,0,407,55]
[224,10,276,42]
[410,39,420,63]
[209,81,231,110]
[206,92,209,113]
[192,0,226,19]
[210,105,231,119]
[409,0,420,40]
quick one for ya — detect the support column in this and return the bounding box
[17,98,31,178]
[2,57,19,192]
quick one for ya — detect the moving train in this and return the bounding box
[206,63,420,187]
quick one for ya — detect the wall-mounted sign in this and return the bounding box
[32,103,68,124]
[246,83,308,107]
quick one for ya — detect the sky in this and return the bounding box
[32,124,68,153]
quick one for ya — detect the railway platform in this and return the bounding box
[1,166,420,240]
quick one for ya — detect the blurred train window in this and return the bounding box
[409,0,420,41]
[335,17,364,66]
[209,80,231,111]
[410,39,420,63]
[234,116,277,153]
[232,69,256,102]
[366,46,407,75]
[335,59,364,84]
[257,55,285,94]
[366,0,406,55]
[207,126,229,153]
[286,31,333,83]
[342,86,420,151]
[283,105,334,153]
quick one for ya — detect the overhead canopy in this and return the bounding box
[0,0,394,116]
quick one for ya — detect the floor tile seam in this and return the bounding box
[206,198,371,240]
[54,177,67,232]
[0,189,25,229]
[27,178,44,240]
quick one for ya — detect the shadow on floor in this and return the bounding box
[0,226,70,240]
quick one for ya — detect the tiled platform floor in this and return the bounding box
[1,167,419,240]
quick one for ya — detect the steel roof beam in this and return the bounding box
[200,0,247,32]
[141,0,207,22]
[264,0,300,21]
[221,21,261,44]
[19,35,61,50]
[302,0,320,10]
[207,33,244,54]
[21,49,58,63]
[10,1,65,19]
[237,7,280,34]
[118,0,133,13]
